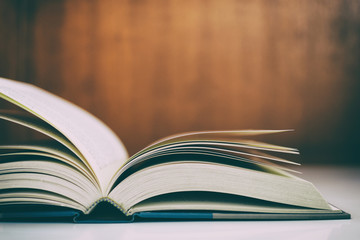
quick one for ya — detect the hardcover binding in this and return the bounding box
[0,204,351,222]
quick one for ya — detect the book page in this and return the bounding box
[107,130,299,191]
[130,191,340,214]
[109,161,331,213]
[130,130,298,161]
[0,161,99,211]
[0,142,89,174]
[0,148,97,186]
[0,77,128,194]
[0,110,84,162]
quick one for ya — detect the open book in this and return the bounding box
[0,77,350,222]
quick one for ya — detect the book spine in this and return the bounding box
[86,197,127,215]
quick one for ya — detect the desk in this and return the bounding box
[0,166,359,240]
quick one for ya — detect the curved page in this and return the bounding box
[0,77,128,194]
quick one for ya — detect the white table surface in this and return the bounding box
[0,165,359,240]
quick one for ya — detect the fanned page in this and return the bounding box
[107,130,300,194]
[107,130,338,216]
[129,129,297,161]
[0,77,128,194]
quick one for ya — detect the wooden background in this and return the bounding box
[0,0,359,164]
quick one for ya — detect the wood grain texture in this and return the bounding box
[0,0,359,163]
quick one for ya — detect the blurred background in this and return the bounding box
[0,0,359,164]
